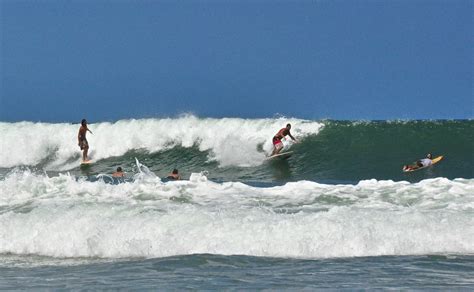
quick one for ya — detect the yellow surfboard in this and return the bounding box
[402,156,443,172]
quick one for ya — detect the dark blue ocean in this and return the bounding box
[0,117,473,289]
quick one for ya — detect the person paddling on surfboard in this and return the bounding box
[78,119,93,163]
[112,167,125,178]
[403,153,432,171]
[271,123,297,156]
[167,169,181,180]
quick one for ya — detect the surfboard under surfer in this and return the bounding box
[78,119,93,162]
[403,153,433,171]
[271,123,297,156]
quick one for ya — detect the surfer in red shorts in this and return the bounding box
[78,119,93,162]
[271,123,297,156]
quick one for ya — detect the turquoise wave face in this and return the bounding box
[1,119,472,183]
[74,120,473,183]
[289,120,474,183]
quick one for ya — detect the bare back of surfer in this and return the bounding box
[78,119,93,162]
[167,169,181,180]
[271,123,297,156]
[112,167,124,177]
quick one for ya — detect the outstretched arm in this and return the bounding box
[288,132,296,141]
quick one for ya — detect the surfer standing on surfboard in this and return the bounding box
[78,119,93,162]
[271,123,297,156]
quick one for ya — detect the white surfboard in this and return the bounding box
[266,151,293,160]
[80,160,93,166]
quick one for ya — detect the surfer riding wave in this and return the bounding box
[271,123,297,156]
[78,119,93,163]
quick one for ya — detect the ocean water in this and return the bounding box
[0,117,473,289]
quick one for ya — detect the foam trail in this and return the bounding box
[133,157,158,179]
[0,116,323,170]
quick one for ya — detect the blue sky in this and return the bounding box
[1,0,472,122]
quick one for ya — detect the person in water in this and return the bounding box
[271,123,297,156]
[403,153,433,171]
[167,169,181,180]
[78,119,93,162]
[112,167,125,178]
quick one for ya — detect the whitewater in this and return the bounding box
[0,116,322,170]
[1,166,473,259]
[1,117,473,289]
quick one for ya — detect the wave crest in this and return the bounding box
[0,116,323,170]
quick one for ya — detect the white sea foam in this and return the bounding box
[1,169,473,259]
[0,116,323,170]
